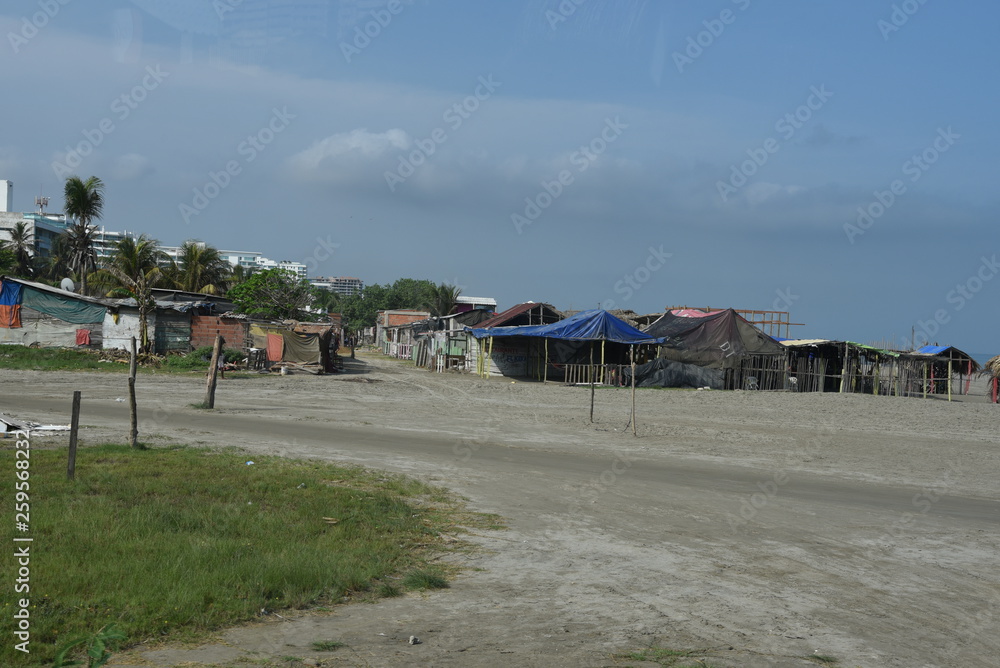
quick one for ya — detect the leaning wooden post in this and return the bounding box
[589,341,595,423]
[204,335,225,409]
[947,357,953,402]
[67,390,81,481]
[631,345,637,436]
[128,337,138,448]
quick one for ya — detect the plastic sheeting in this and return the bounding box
[644,308,783,369]
[21,286,107,324]
[469,309,662,345]
[0,280,22,328]
[622,358,725,389]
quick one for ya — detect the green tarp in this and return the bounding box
[21,286,106,324]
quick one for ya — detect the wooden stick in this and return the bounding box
[631,345,637,436]
[589,342,595,423]
[129,337,138,448]
[67,390,81,481]
[204,335,224,409]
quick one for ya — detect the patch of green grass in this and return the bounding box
[401,569,449,590]
[0,444,476,666]
[375,582,402,598]
[310,640,346,651]
[0,344,252,375]
[0,344,112,371]
[616,646,716,666]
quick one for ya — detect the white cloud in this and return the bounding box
[288,128,410,176]
[111,153,153,180]
[744,182,804,206]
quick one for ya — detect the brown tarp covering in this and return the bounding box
[281,330,320,363]
[266,333,283,362]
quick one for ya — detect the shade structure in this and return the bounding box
[468,308,663,345]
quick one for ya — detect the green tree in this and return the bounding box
[0,246,15,275]
[385,278,435,310]
[1,221,34,278]
[36,233,73,284]
[425,282,462,317]
[165,240,232,294]
[311,286,340,313]
[92,235,166,352]
[63,175,106,295]
[227,268,315,321]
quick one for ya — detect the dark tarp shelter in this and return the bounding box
[644,308,784,367]
[639,309,785,389]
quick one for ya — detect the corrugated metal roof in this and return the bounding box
[477,302,560,328]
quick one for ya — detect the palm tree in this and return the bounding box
[63,175,106,295]
[3,222,34,278]
[312,287,340,313]
[92,235,166,352]
[165,240,232,294]
[37,233,73,284]
[425,282,462,318]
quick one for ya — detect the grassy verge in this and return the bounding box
[0,444,492,667]
[0,344,250,375]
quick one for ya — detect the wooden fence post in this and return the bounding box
[204,335,225,409]
[67,391,81,481]
[129,337,138,448]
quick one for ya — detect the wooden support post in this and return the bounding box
[924,363,929,399]
[128,337,138,448]
[589,342,595,423]
[543,338,548,383]
[67,390,81,481]
[947,358,953,402]
[204,335,224,409]
[631,345,637,436]
[993,377,998,404]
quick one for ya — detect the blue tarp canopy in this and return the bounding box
[468,309,663,345]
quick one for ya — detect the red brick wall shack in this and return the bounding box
[190,315,248,350]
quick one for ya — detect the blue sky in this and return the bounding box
[2,0,998,354]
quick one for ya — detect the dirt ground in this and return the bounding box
[3,352,999,667]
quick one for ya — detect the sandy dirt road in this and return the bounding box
[3,353,999,667]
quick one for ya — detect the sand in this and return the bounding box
[3,352,999,667]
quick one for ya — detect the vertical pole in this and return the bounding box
[488,336,494,379]
[543,338,548,383]
[205,335,224,409]
[631,345,637,436]
[924,363,928,399]
[589,341,595,423]
[947,358,953,402]
[67,390,81,481]
[128,337,138,448]
[993,377,998,404]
